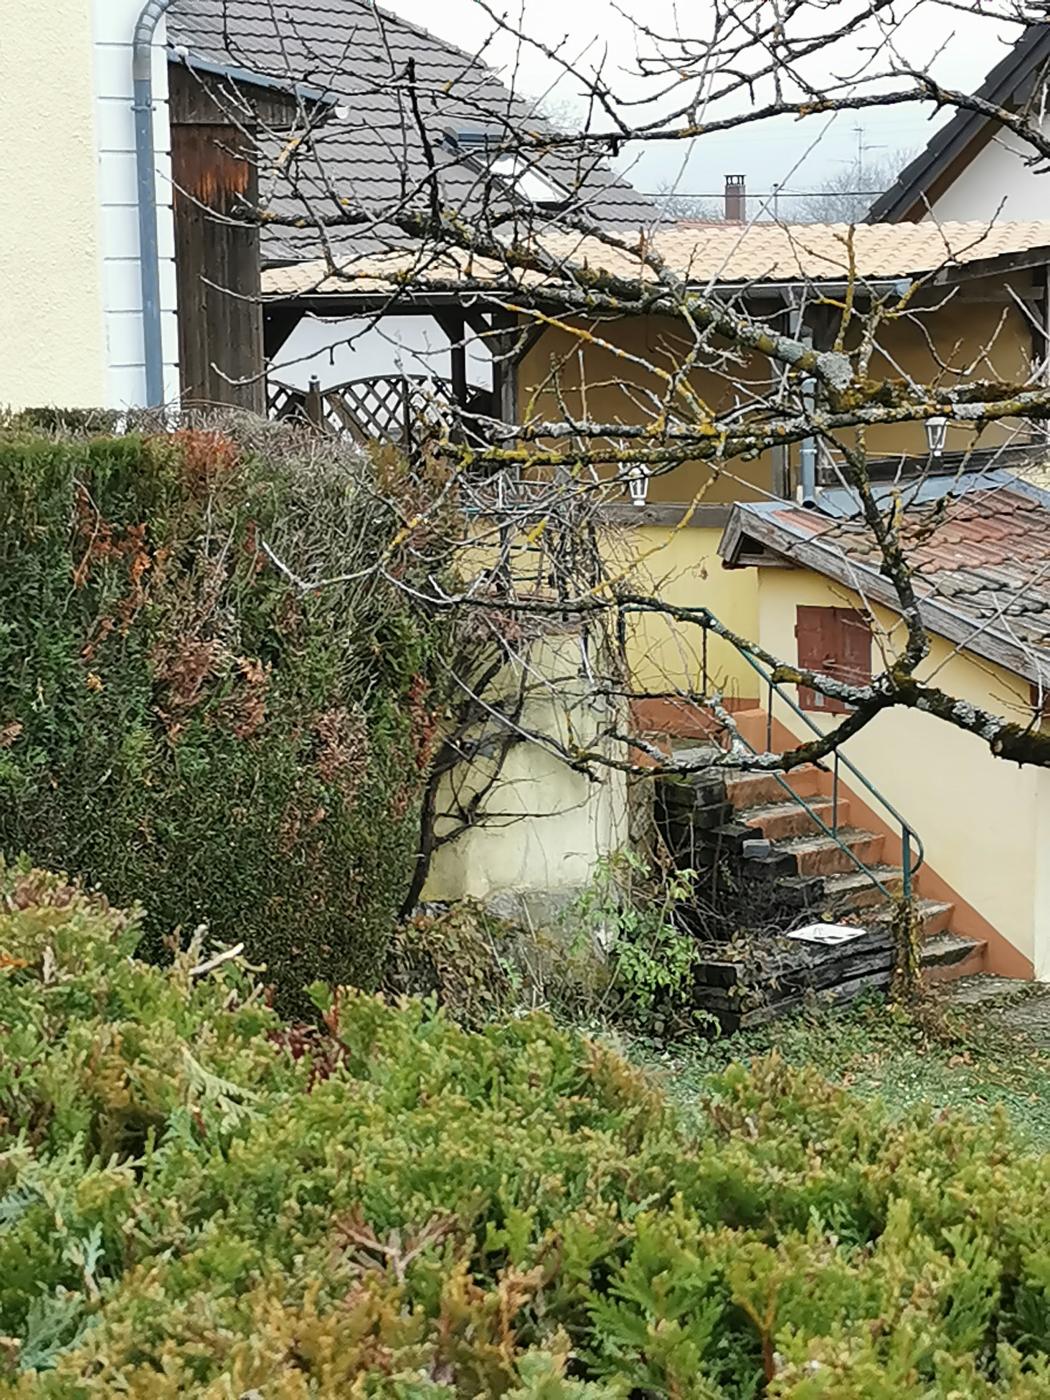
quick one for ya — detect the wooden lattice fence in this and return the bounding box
[267,374,494,449]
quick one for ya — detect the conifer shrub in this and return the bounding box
[5,864,1050,1396]
[0,425,447,1004]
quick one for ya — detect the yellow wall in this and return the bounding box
[0,1,107,409]
[864,290,1031,459]
[602,524,760,700]
[518,315,776,506]
[424,637,628,907]
[755,566,1045,971]
[517,290,1033,498]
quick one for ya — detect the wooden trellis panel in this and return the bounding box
[267,374,496,450]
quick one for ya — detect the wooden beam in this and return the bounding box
[596,502,733,528]
[172,123,264,413]
[449,325,468,412]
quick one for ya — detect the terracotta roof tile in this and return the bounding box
[746,480,1050,673]
[262,218,1050,297]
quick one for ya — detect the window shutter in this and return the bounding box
[795,606,871,713]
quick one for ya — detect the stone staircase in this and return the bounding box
[658,758,986,988]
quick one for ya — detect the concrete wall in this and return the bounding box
[755,566,1043,973]
[925,119,1050,223]
[424,638,628,911]
[91,0,180,407]
[0,0,107,409]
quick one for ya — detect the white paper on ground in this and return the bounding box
[784,923,867,945]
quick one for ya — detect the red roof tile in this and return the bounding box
[741,480,1050,674]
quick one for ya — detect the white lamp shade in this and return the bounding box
[926,416,948,456]
[627,468,650,505]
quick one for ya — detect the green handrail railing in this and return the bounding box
[695,607,924,901]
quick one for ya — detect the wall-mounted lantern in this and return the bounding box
[626,466,650,506]
[925,415,948,459]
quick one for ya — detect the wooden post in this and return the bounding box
[491,308,520,435]
[305,376,324,431]
[448,312,468,423]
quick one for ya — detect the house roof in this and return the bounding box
[868,23,1050,223]
[719,474,1050,686]
[166,0,657,259]
[262,218,1050,301]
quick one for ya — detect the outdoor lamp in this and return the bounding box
[925,415,948,458]
[627,466,650,505]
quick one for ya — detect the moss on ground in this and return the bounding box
[620,987,1050,1148]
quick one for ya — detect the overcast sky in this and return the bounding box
[389,0,1025,207]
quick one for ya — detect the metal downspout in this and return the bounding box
[782,290,818,506]
[132,0,175,407]
[799,369,818,507]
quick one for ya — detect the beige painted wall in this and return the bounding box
[603,524,760,700]
[518,290,1033,500]
[755,566,1043,970]
[425,638,628,907]
[0,1,107,409]
[864,290,1032,459]
[518,316,777,506]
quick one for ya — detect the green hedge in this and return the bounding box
[0,428,444,1002]
[4,865,1050,1396]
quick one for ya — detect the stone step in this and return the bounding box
[941,973,1031,1006]
[725,766,824,809]
[870,898,955,939]
[921,934,988,983]
[740,796,851,842]
[822,866,904,911]
[779,828,885,877]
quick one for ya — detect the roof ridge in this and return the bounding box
[868,21,1050,222]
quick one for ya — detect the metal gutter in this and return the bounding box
[133,0,175,408]
[168,49,339,107]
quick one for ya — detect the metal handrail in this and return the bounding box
[696,606,924,900]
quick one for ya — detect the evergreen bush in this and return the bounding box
[0,426,447,1002]
[5,864,1050,1396]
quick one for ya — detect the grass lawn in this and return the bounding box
[617,985,1050,1148]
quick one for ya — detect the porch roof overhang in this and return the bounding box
[718,477,1050,688]
[260,219,1050,312]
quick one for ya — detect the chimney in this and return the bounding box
[724,174,746,222]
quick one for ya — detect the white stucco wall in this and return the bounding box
[91,0,180,407]
[924,120,1050,223]
[0,0,107,409]
[425,639,629,909]
[273,314,492,391]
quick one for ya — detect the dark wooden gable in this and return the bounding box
[169,63,308,413]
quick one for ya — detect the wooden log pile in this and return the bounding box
[692,926,895,1031]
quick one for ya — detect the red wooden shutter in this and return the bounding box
[795,606,871,713]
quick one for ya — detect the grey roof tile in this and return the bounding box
[168,0,658,259]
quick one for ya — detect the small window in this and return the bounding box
[445,132,569,209]
[489,154,568,208]
[795,605,871,713]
